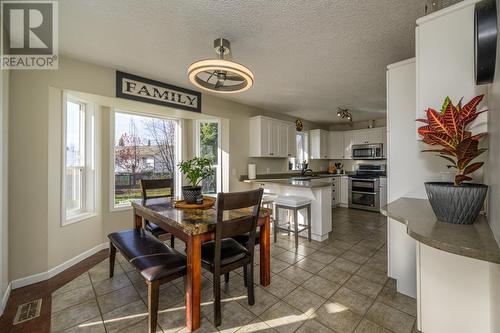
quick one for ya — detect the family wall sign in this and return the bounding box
[116,71,202,113]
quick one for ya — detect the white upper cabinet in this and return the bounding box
[352,127,384,145]
[286,124,297,157]
[328,131,344,159]
[310,129,329,159]
[277,122,288,157]
[249,116,295,158]
[343,131,355,160]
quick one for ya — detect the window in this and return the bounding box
[112,110,179,208]
[289,131,308,171]
[62,94,96,224]
[195,120,221,194]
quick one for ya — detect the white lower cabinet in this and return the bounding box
[340,176,349,206]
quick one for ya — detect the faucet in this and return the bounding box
[301,162,313,176]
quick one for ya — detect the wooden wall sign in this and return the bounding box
[116,71,202,113]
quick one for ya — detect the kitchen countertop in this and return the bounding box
[243,178,333,188]
[240,172,349,182]
[381,198,500,264]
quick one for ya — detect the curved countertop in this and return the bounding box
[381,198,500,264]
[243,178,333,188]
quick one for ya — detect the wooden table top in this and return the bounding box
[131,198,270,236]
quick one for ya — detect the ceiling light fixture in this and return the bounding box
[337,107,352,121]
[188,38,254,94]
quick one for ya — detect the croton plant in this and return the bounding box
[417,95,487,186]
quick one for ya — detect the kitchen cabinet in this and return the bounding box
[332,177,341,206]
[342,128,386,160]
[343,131,355,160]
[286,124,297,157]
[340,176,349,206]
[353,127,384,145]
[278,122,288,157]
[328,131,344,159]
[249,116,295,158]
[309,129,329,159]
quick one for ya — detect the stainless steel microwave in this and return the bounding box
[351,143,384,160]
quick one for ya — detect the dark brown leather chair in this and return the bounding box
[108,229,186,333]
[140,178,175,247]
[201,189,263,327]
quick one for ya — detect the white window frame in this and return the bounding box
[110,108,182,211]
[195,119,222,194]
[61,93,97,225]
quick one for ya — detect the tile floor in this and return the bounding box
[50,208,418,333]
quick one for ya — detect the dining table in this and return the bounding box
[131,198,271,332]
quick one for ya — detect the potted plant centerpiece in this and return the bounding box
[178,157,214,204]
[417,95,488,224]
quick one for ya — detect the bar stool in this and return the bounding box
[274,196,312,248]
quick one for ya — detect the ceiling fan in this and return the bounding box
[337,107,352,121]
[188,38,254,94]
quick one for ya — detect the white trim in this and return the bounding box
[64,212,97,225]
[11,242,109,290]
[386,57,415,70]
[416,0,479,25]
[194,119,222,193]
[61,93,98,226]
[0,282,11,316]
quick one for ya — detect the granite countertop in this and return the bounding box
[243,178,333,188]
[381,198,500,264]
[240,172,349,181]
[132,199,270,236]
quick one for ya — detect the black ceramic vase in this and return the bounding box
[424,182,488,225]
[182,186,202,204]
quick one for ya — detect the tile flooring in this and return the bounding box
[50,208,418,333]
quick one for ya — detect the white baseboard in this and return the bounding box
[11,242,109,290]
[0,282,12,316]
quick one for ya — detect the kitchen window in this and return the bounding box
[289,131,308,170]
[111,110,180,209]
[62,94,96,224]
[195,120,221,194]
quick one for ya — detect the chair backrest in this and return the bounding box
[140,178,173,204]
[213,189,264,270]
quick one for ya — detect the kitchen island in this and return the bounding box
[243,177,334,241]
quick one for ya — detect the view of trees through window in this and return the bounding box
[114,112,177,206]
[198,122,219,194]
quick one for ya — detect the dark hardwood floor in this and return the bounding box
[0,250,108,333]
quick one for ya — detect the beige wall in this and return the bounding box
[8,56,328,281]
[1,69,9,305]
[329,118,386,131]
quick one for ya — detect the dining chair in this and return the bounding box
[108,229,186,333]
[140,178,175,247]
[200,188,263,327]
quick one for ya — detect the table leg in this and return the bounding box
[185,234,201,332]
[134,209,142,229]
[259,214,271,286]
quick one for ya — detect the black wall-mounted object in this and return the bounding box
[475,0,498,85]
[116,71,202,113]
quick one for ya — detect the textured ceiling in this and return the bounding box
[59,0,426,123]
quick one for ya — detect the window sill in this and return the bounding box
[110,204,133,213]
[63,212,97,226]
